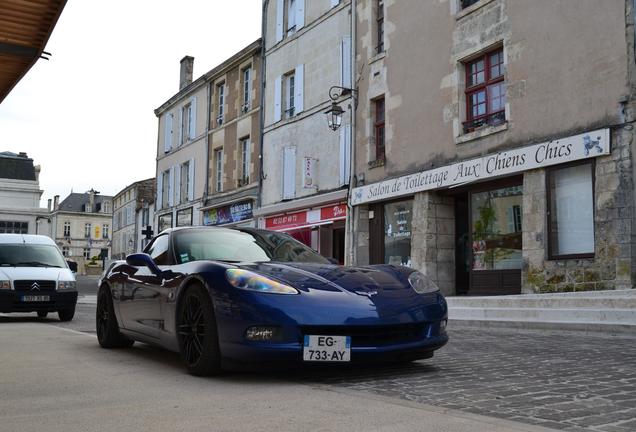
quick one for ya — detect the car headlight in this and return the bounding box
[225,269,299,295]
[58,281,76,290]
[0,280,10,290]
[408,271,439,294]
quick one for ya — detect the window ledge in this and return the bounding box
[369,51,386,66]
[456,0,497,21]
[368,158,386,169]
[455,122,508,144]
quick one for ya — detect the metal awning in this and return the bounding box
[0,0,67,103]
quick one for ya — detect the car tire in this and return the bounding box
[58,308,75,322]
[37,311,48,318]
[96,285,134,348]
[177,284,221,376]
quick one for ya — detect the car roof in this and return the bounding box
[0,234,57,246]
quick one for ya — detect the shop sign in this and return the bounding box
[203,200,253,226]
[266,204,347,231]
[266,210,307,230]
[303,157,317,189]
[320,204,347,221]
[351,128,610,205]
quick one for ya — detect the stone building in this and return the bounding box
[154,40,262,233]
[257,0,353,263]
[0,152,49,235]
[49,189,112,274]
[111,178,155,259]
[350,0,636,295]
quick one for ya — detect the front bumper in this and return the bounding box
[0,290,78,313]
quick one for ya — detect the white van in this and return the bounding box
[0,234,77,321]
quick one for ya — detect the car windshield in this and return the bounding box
[0,244,66,268]
[172,228,331,265]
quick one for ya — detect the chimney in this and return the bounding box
[47,199,52,212]
[179,56,194,90]
[34,165,41,182]
[53,195,59,210]
[88,189,96,212]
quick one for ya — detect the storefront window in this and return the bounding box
[471,186,522,270]
[384,200,412,266]
[547,162,595,258]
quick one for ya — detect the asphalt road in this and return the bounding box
[76,275,99,296]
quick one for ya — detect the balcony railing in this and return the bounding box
[462,111,506,134]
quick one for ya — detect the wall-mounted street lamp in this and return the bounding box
[325,86,356,131]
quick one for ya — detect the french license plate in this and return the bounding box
[21,295,50,302]
[303,335,351,362]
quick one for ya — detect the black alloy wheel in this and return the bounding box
[37,311,48,318]
[96,286,134,348]
[177,284,221,376]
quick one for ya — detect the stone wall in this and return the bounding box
[523,127,635,293]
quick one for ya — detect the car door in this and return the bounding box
[118,234,171,339]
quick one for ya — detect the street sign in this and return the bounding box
[142,225,154,240]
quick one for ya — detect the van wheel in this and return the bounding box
[37,311,48,318]
[58,308,75,322]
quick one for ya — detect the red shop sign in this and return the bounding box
[265,211,307,230]
[320,204,347,221]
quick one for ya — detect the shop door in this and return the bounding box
[469,185,523,295]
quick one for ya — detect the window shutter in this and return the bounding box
[296,0,305,30]
[189,97,196,140]
[331,0,340,7]
[245,140,251,181]
[274,75,283,122]
[156,175,163,210]
[168,166,174,207]
[294,64,304,114]
[177,109,183,147]
[275,0,284,42]
[164,113,173,152]
[339,124,351,186]
[175,164,181,205]
[188,158,195,201]
[283,147,296,199]
[340,36,352,88]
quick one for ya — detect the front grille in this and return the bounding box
[301,323,429,347]
[13,280,56,292]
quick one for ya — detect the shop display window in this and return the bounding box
[384,200,412,267]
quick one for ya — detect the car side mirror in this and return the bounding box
[67,260,78,273]
[327,257,339,265]
[126,253,162,276]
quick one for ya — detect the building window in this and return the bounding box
[103,201,110,213]
[287,0,297,35]
[285,73,295,118]
[162,169,170,208]
[63,221,71,237]
[142,208,150,227]
[158,213,173,233]
[62,246,69,257]
[375,0,384,54]
[242,67,251,113]
[547,162,595,259]
[0,221,28,234]
[239,137,250,186]
[83,248,91,260]
[180,160,190,204]
[84,223,92,239]
[463,47,506,133]
[215,149,224,192]
[182,102,192,144]
[461,0,480,9]
[217,82,225,125]
[102,224,109,239]
[373,97,385,160]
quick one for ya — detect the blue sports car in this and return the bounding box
[97,227,448,375]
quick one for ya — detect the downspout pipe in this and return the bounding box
[346,0,357,266]
[258,0,270,211]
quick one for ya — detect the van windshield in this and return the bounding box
[0,244,66,268]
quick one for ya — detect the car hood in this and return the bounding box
[0,267,74,282]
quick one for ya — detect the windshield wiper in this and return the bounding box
[12,261,61,268]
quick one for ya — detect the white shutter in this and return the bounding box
[340,36,352,88]
[294,64,304,114]
[331,0,340,7]
[296,0,305,30]
[339,124,351,186]
[168,166,174,207]
[175,164,181,205]
[275,0,284,42]
[164,113,173,153]
[188,158,195,201]
[156,175,163,210]
[189,97,196,140]
[282,147,296,199]
[274,75,283,122]
[177,109,183,147]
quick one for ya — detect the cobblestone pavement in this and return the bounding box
[4,307,635,432]
[302,328,636,432]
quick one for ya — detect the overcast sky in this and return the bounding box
[0,0,262,207]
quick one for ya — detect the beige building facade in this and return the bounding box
[351,0,636,295]
[258,0,353,263]
[111,178,155,259]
